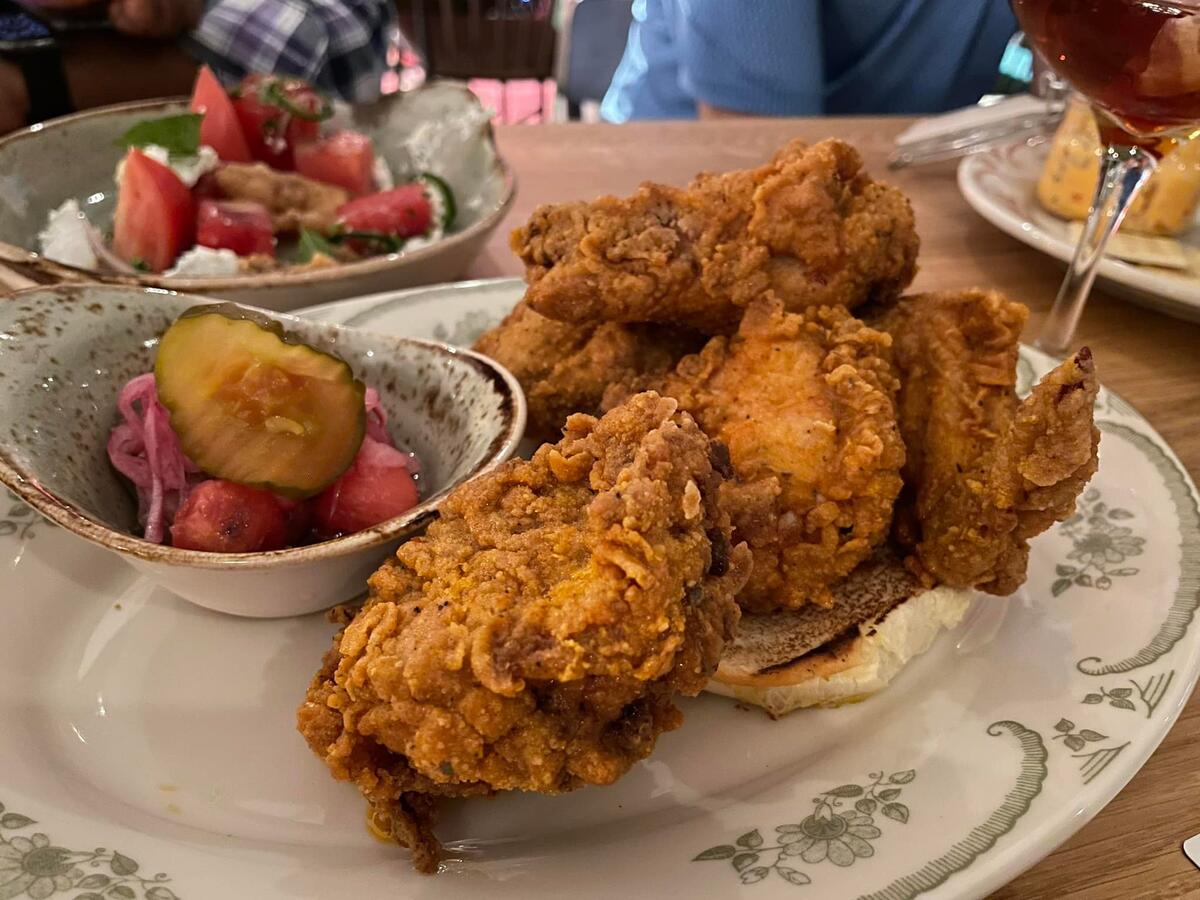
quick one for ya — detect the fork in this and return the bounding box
[886,103,1064,169]
[887,39,1069,170]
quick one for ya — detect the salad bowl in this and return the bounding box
[0,284,525,617]
[0,80,514,310]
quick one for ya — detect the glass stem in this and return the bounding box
[1036,144,1157,356]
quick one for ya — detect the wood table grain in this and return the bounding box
[477,118,1200,900]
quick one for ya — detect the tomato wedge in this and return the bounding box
[232,74,327,170]
[189,65,253,163]
[337,184,433,239]
[196,199,276,257]
[112,149,195,272]
[294,131,376,196]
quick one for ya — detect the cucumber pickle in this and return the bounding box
[155,304,366,498]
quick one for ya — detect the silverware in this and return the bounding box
[887,105,1063,169]
[888,49,1069,170]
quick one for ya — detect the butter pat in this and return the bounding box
[1038,98,1200,237]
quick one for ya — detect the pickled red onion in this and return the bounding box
[364,386,420,474]
[106,373,202,543]
[363,386,389,444]
[109,376,417,545]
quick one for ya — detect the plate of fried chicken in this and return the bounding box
[1,139,1197,900]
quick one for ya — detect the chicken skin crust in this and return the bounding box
[297,392,750,873]
[512,138,919,334]
[473,300,703,441]
[610,298,905,612]
[875,290,1100,594]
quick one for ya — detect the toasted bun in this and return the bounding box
[707,552,971,717]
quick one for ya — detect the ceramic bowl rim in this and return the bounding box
[0,284,527,570]
[0,86,516,290]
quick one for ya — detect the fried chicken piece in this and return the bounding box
[473,300,704,441]
[212,162,349,232]
[875,290,1100,594]
[608,298,905,612]
[874,290,1028,543]
[513,138,919,334]
[297,392,750,872]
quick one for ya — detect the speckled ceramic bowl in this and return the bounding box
[0,284,525,617]
[0,81,515,311]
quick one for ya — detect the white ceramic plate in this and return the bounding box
[1,279,1197,900]
[958,140,1200,322]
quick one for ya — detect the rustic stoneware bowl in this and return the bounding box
[0,81,514,310]
[0,284,525,617]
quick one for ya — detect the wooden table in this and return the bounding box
[476,118,1200,900]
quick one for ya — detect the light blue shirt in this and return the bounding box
[601,0,1018,121]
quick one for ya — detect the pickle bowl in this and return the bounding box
[0,283,525,618]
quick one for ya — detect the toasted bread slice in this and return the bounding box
[707,551,971,717]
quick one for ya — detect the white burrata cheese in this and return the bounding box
[115,144,220,188]
[403,177,446,251]
[373,156,395,191]
[404,224,443,252]
[424,180,446,228]
[164,246,240,278]
[37,199,98,269]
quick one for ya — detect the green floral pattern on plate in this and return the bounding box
[858,721,1050,900]
[695,722,1052,895]
[695,770,915,886]
[1048,719,1130,786]
[1076,422,1200,676]
[1050,718,1108,753]
[0,801,177,900]
[1052,488,1143,597]
[0,492,49,542]
[1083,670,1175,718]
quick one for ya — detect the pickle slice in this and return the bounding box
[155,304,366,498]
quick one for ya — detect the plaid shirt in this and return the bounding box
[187,0,395,103]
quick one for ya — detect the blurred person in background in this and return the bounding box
[601,0,1016,121]
[0,0,395,134]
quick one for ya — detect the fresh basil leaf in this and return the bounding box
[262,79,333,122]
[116,113,202,158]
[297,228,340,262]
[330,230,403,253]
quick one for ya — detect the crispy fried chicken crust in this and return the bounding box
[297,392,749,872]
[473,300,703,441]
[610,298,905,611]
[512,138,919,334]
[876,290,1100,593]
